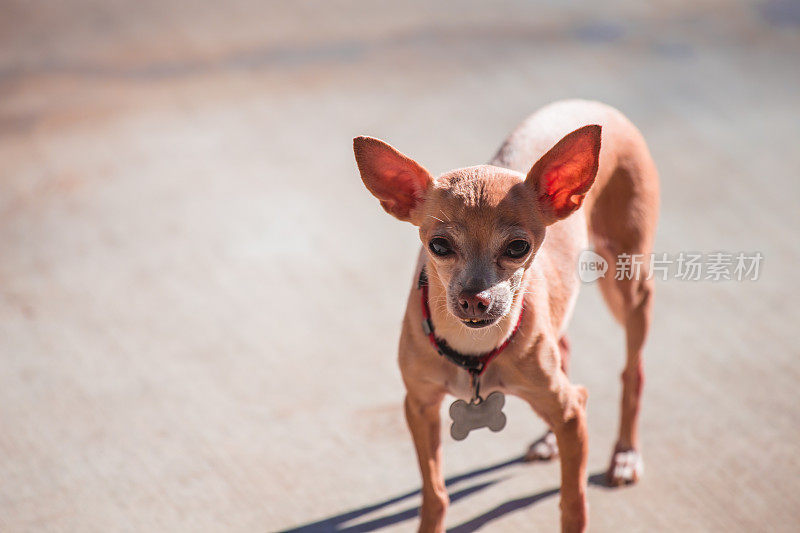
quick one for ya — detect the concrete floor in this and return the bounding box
[1,1,799,531]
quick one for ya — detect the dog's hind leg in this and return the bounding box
[590,160,658,486]
[595,258,653,485]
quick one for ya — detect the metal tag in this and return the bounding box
[449,391,507,441]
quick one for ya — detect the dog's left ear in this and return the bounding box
[353,136,433,224]
[525,124,602,224]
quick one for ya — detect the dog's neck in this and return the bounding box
[425,266,524,356]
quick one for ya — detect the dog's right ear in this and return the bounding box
[353,136,433,224]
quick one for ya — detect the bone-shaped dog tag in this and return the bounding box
[449,391,507,441]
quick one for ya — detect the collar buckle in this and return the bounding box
[422,318,433,336]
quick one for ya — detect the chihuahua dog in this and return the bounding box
[353,99,658,532]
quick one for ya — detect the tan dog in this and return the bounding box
[353,99,659,532]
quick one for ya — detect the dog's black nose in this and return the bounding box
[458,290,492,317]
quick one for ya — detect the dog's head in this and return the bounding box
[353,125,601,329]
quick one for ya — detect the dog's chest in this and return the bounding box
[443,366,506,401]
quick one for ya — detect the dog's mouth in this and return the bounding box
[460,318,497,329]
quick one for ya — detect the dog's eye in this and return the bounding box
[505,240,530,259]
[429,238,453,257]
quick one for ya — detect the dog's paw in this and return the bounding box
[606,448,643,486]
[524,430,559,462]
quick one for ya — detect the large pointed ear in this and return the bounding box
[525,124,602,224]
[353,136,433,224]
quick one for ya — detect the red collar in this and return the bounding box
[418,267,524,377]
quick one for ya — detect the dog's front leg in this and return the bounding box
[525,376,589,532]
[552,384,589,533]
[404,387,447,533]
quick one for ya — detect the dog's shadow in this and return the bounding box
[281,456,611,532]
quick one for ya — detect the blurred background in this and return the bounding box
[1,1,798,531]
